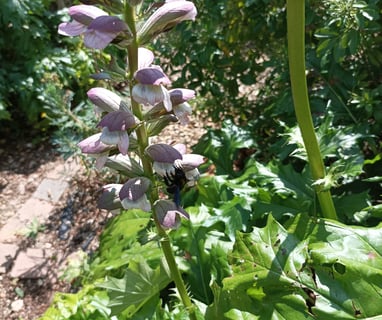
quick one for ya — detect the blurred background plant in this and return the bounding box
[0,0,97,156]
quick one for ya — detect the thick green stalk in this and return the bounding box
[286,0,338,220]
[124,3,197,318]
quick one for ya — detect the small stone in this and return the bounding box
[10,299,24,312]
[10,248,52,279]
[0,243,18,273]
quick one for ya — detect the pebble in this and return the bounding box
[10,299,24,312]
[44,243,52,249]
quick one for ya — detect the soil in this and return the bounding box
[0,115,208,320]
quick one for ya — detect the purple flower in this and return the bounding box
[173,103,192,125]
[132,84,172,111]
[169,88,195,105]
[77,133,114,169]
[97,110,135,155]
[145,143,204,182]
[58,5,131,49]
[132,65,172,111]
[119,177,151,211]
[169,88,195,124]
[98,110,136,131]
[154,200,190,229]
[138,1,197,44]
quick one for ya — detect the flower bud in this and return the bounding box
[87,87,129,113]
[154,200,189,229]
[137,1,197,44]
[77,133,113,154]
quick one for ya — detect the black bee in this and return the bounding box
[164,166,188,206]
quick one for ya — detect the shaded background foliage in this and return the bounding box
[0,0,96,150]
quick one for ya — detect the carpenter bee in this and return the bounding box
[163,165,188,206]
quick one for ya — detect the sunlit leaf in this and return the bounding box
[207,215,382,319]
[97,259,171,316]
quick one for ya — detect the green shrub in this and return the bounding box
[0,0,95,142]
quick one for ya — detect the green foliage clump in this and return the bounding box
[0,0,95,144]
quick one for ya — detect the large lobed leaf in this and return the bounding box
[206,214,382,319]
[97,258,172,317]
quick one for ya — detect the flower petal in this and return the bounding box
[87,87,127,112]
[146,143,183,163]
[58,21,87,36]
[119,177,150,201]
[98,111,135,131]
[77,133,113,154]
[138,47,155,69]
[169,88,195,105]
[132,84,171,107]
[88,15,129,33]
[181,153,205,169]
[134,66,171,85]
[154,200,189,229]
[173,143,186,155]
[83,29,117,49]
[98,184,123,210]
[173,102,192,125]
[100,127,129,155]
[69,5,108,25]
[153,162,176,177]
[95,154,109,170]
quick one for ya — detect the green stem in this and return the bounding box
[124,3,197,318]
[286,0,338,220]
[153,216,198,320]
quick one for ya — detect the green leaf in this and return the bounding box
[347,29,360,55]
[193,120,255,176]
[91,210,155,278]
[289,215,382,318]
[252,161,315,217]
[333,191,370,222]
[97,258,171,317]
[208,215,382,319]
